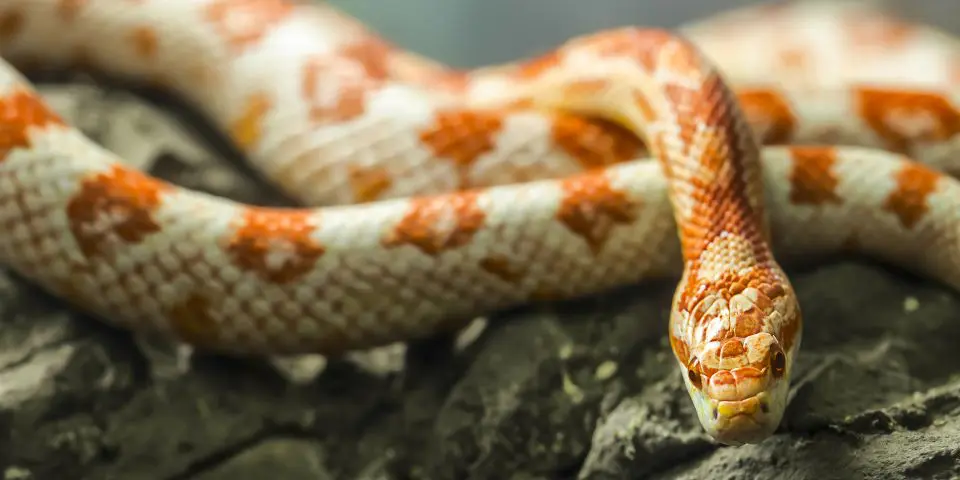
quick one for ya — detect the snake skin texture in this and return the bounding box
[1,0,960,445]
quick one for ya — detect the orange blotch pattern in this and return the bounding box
[382,192,486,255]
[204,0,294,52]
[550,115,644,170]
[301,56,370,124]
[662,74,738,171]
[736,89,797,144]
[229,92,271,151]
[66,165,172,258]
[556,173,638,254]
[0,89,66,160]
[339,36,393,81]
[418,110,504,184]
[857,88,960,153]
[226,208,325,284]
[883,163,942,229]
[787,147,843,205]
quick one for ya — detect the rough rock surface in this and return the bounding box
[0,72,959,480]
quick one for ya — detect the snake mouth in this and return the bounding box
[709,392,778,445]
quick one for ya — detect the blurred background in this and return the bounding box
[331,0,957,68]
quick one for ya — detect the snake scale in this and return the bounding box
[1,0,960,444]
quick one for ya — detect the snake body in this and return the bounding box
[1,0,960,445]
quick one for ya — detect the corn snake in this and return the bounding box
[1,0,960,446]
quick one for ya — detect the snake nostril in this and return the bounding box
[760,400,769,414]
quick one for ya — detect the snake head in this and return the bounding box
[670,283,801,445]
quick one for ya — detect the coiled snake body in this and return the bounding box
[1,0,959,445]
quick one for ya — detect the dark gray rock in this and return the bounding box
[0,76,958,480]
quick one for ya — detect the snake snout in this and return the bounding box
[705,366,767,400]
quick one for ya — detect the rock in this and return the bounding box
[0,74,958,480]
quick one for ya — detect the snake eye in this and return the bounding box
[687,366,702,388]
[770,350,786,377]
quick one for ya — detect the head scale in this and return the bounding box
[669,280,801,445]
